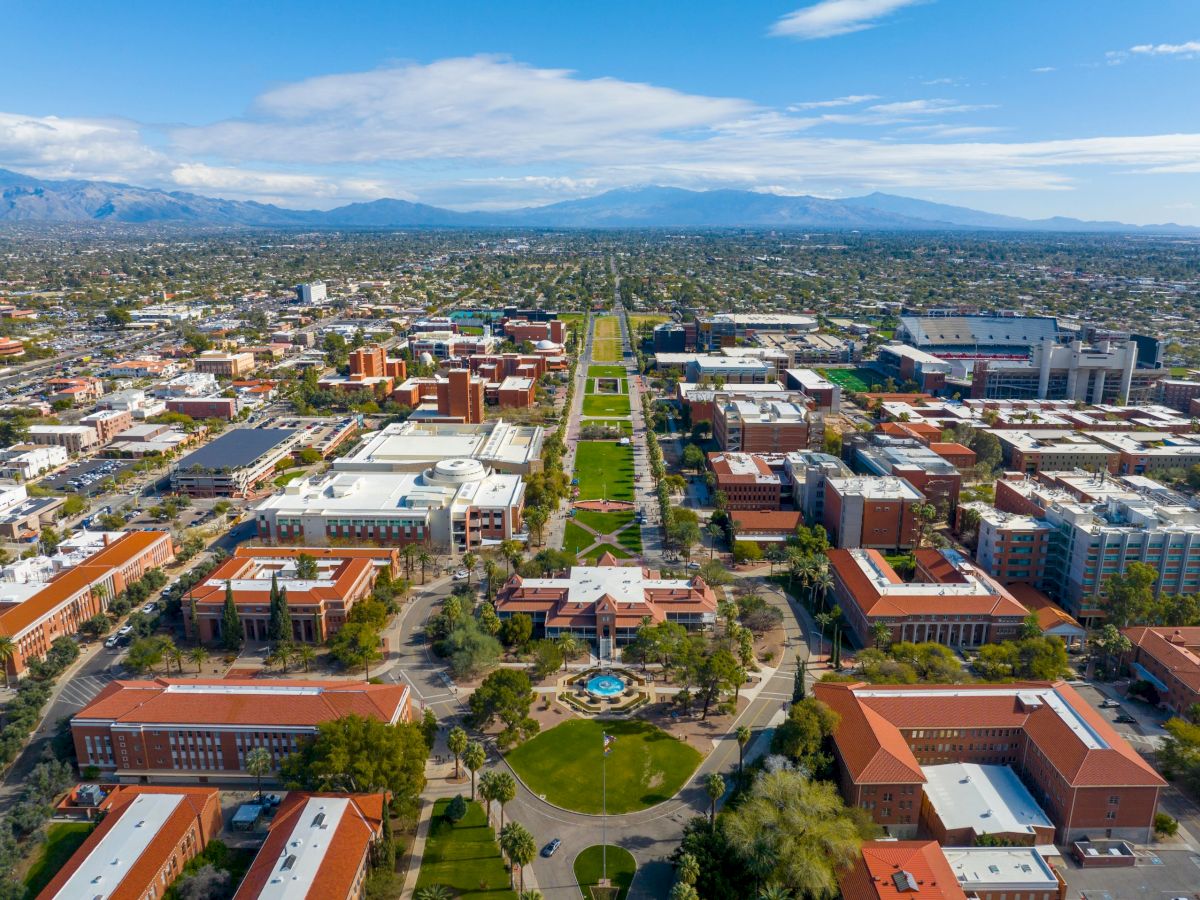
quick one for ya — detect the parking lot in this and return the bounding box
[1057,847,1200,899]
[42,458,137,496]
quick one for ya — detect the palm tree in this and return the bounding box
[871,621,893,650]
[447,726,468,780]
[464,741,486,801]
[491,771,516,831]
[478,771,499,826]
[416,548,433,584]
[296,644,316,672]
[186,645,209,673]
[500,821,537,893]
[0,635,16,688]
[244,746,272,801]
[401,544,417,580]
[556,633,579,668]
[736,725,752,775]
[519,892,544,900]
[167,644,185,675]
[705,772,725,826]
[462,551,478,586]
[707,523,723,559]
[812,568,834,612]
[677,851,701,886]
[814,612,833,660]
[157,636,178,676]
[670,885,700,900]
[415,886,452,900]
[758,887,794,900]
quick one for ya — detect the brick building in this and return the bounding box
[814,681,1165,843]
[234,793,386,900]
[80,408,134,445]
[502,317,566,345]
[496,375,536,409]
[707,452,782,510]
[1122,626,1200,717]
[828,547,1030,648]
[0,531,175,679]
[71,679,412,778]
[436,368,486,423]
[166,396,239,420]
[36,785,222,900]
[183,547,399,644]
[823,475,925,551]
[194,350,257,378]
[319,345,407,394]
[713,395,820,453]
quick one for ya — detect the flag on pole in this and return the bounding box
[603,733,615,756]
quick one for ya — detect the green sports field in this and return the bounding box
[574,441,635,502]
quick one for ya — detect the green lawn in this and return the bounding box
[588,365,628,378]
[629,314,670,329]
[563,520,598,555]
[415,799,516,899]
[818,366,886,392]
[574,442,635,502]
[572,509,642,555]
[582,542,633,563]
[589,377,627,395]
[273,468,308,487]
[25,822,93,897]
[574,845,637,900]
[582,394,631,416]
[506,719,700,814]
[581,418,633,435]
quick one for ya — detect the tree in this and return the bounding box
[477,601,502,636]
[268,578,293,645]
[187,645,210,673]
[280,715,428,815]
[736,725,752,775]
[464,741,486,801]
[221,580,244,651]
[682,443,706,473]
[1020,611,1042,640]
[443,618,502,679]
[416,548,433,583]
[444,794,468,824]
[125,636,166,674]
[556,632,581,666]
[871,621,893,650]
[462,551,478,586]
[447,726,468,780]
[530,639,564,679]
[329,621,383,679]
[771,698,840,772]
[705,772,725,825]
[792,659,807,702]
[670,884,700,900]
[732,541,763,565]
[724,769,876,896]
[245,746,272,801]
[500,612,533,649]
[415,886,453,900]
[296,644,316,672]
[523,506,548,546]
[500,821,537,892]
[1103,562,1158,627]
[0,635,15,687]
[469,669,538,748]
[177,864,231,900]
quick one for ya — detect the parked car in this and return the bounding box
[1114,714,1137,724]
[115,624,133,638]
[541,838,561,858]
[1099,698,1121,709]
[141,602,158,615]
[452,569,470,581]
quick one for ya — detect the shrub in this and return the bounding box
[445,794,468,824]
[1154,812,1179,837]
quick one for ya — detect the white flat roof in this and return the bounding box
[50,792,183,899]
[520,567,693,606]
[922,763,1052,836]
[257,796,350,900]
[943,846,1059,888]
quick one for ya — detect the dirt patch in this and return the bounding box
[638,697,751,754]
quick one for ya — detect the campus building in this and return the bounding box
[71,679,412,779]
[234,793,387,900]
[253,460,525,552]
[713,395,821,454]
[823,476,925,551]
[970,339,1164,404]
[828,548,1029,649]
[0,531,174,679]
[183,547,400,644]
[194,350,257,379]
[334,418,544,475]
[877,344,953,393]
[848,434,964,518]
[707,452,782,511]
[318,345,408,394]
[494,554,718,650]
[170,427,302,497]
[988,473,1200,618]
[696,312,817,350]
[36,786,222,900]
[814,681,1165,843]
[1121,626,1200,717]
[896,314,1061,356]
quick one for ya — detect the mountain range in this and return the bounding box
[1,168,1195,234]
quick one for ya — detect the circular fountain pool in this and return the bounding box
[585,673,627,698]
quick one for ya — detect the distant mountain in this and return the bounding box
[1,168,1196,233]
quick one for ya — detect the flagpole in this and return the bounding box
[602,734,607,884]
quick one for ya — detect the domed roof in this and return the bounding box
[535,339,559,350]
[428,457,487,484]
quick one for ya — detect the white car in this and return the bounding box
[453,569,470,581]
[141,602,158,615]
[116,624,134,637]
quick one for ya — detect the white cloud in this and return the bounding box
[1130,40,1200,57]
[787,94,878,110]
[770,0,927,40]
[1032,66,1056,73]
[1,55,1199,214]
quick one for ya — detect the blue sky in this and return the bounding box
[2,0,1199,222]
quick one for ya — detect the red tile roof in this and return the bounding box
[731,510,803,534]
[1124,626,1200,694]
[73,679,410,728]
[838,840,967,900]
[234,792,384,899]
[814,681,1164,789]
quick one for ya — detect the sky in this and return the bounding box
[2,0,1199,223]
